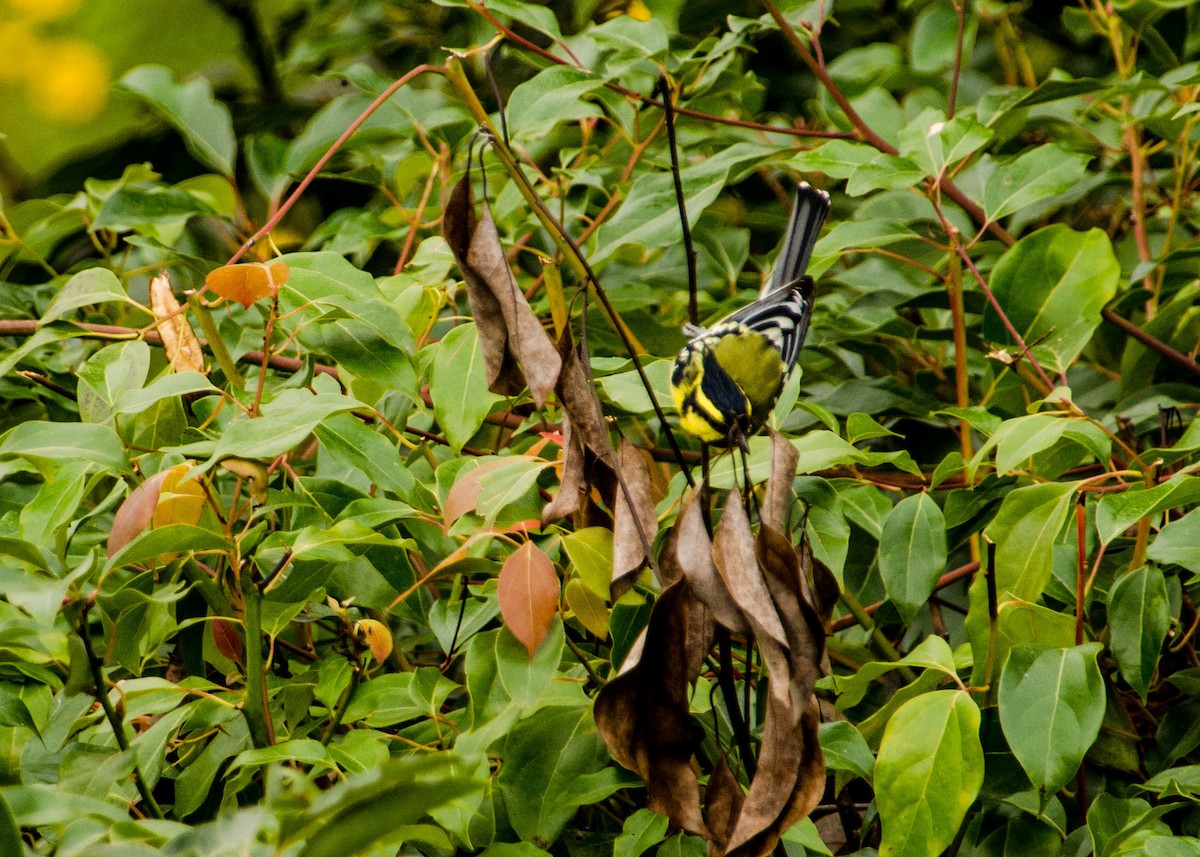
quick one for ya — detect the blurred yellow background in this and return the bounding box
[0,0,252,194]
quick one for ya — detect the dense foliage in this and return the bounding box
[2,0,1200,854]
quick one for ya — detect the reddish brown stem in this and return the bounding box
[1101,306,1200,380]
[228,63,441,266]
[0,319,339,379]
[829,560,980,632]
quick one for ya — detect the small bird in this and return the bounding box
[670,184,830,445]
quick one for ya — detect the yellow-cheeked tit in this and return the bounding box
[670,184,830,445]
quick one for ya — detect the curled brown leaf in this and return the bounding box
[443,176,562,405]
[595,581,709,836]
[149,272,205,374]
[612,440,657,599]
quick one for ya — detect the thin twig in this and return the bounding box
[227,63,441,265]
[657,75,699,327]
[948,2,967,119]
[1101,306,1200,379]
[77,598,165,819]
[463,0,851,141]
[0,319,340,379]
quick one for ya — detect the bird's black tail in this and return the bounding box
[766,183,831,296]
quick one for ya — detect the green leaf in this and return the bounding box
[277,253,416,387]
[875,690,983,857]
[985,225,1120,372]
[230,738,331,772]
[1148,508,1200,572]
[790,140,924,196]
[594,142,785,262]
[898,109,993,176]
[463,621,567,733]
[829,635,962,713]
[287,519,412,561]
[819,721,875,780]
[77,340,151,424]
[0,421,130,473]
[999,643,1105,796]
[1108,567,1169,700]
[597,360,673,415]
[499,703,619,843]
[507,66,603,142]
[313,413,414,497]
[614,809,670,857]
[970,413,1065,477]
[1096,474,1200,546]
[41,268,137,323]
[115,371,217,417]
[983,145,1092,221]
[288,754,484,857]
[1136,765,1200,801]
[430,323,503,453]
[879,493,948,622]
[342,668,458,727]
[0,791,20,857]
[993,600,1077,683]
[561,527,615,599]
[1086,793,1172,857]
[119,65,236,176]
[104,524,231,573]
[210,389,364,465]
[984,481,1077,601]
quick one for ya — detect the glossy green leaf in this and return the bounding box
[984,481,1077,601]
[614,808,670,857]
[1086,793,1173,857]
[1097,474,1200,545]
[343,668,458,727]
[430,323,503,453]
[507,66,603,141]
[999,643,1104,795]
[790,140,924,195]
[879,492,948,622]
[119,65,236,176]
[819,720,875,780]
[1108,566,1169,699]
[499,703,620,842]
[210,389,363,465]
[0,421,130,473]
[561,527,615,599]
[594,142,784,262]
[313,412,414,497]
[985,225,1119,372]
[983,145,1092,221]
[41,268,137,323]
[876,690,983,857]
[104,524,231,573]
[898,109,993,176]
[1147,507,1200,572]
[288,754,484,857]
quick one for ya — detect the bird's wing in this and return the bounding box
[713,276,815,370]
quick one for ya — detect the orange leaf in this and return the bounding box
[354,618,394,663]
[498,541,560,658]
[205,260,290,309]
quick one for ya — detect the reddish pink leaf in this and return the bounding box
[212,618,244,665]
[498,540,559,658]
[107,469,170,558]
